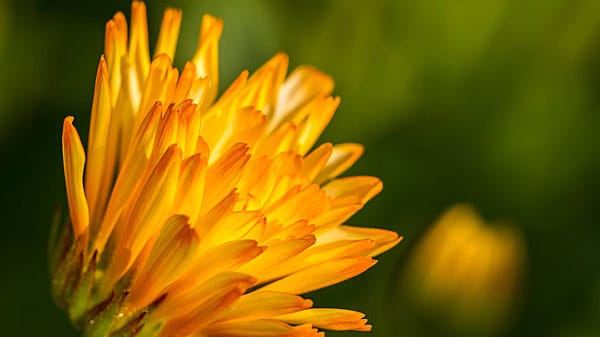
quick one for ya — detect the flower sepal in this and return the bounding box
[49,223,164,337]
[81,286,166,337]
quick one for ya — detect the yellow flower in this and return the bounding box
[400,205,525,335]
[50,2,401,337]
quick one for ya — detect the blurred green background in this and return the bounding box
[1,0,600,336]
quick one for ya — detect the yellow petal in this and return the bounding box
[254,121,298,157]
[180,100,202,157]
[252,238,376,283]
[153,8,182,60]
[104,12,127,101]
[128,215,200,311]
[271,66,334,132]
[93,103,162,253]
[212,70,249,110]
[237,156,276,207]
[137,54,175,131]
[303,143,333,182]
[85,57,113,227]
[264,184,329,228]
[173,62,197,104]
[239,53,288,115]
[149,102,183,163]
[160,295,239,337]
[205,107,267,159]
[203,320,323,337]
[260,152,306,207]
[295,96,340,155]
[154,271,256,322]
[174,153,207,224]
[192,14,223,106]
[311,198,361,230]
[263,220,316,246]
[216,291,313,323]
[259,256,376,294]
[128,1,150,91]
[107,144,182,283]
[274,308,371,332]
[239,235,315,284]
[301,239,377,264]
[193,191,237,249]
[202,143,250,211]
[214,210,265,244]
[314,143,363,184]
[323,176,382,204]
[167,240,264,300]
[62,117,89,239]
[316,225,402,257]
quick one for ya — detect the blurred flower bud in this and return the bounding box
[399,204,525,337]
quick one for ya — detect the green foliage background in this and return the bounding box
[1,0,599,336]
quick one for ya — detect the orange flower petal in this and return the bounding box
[62,117,89,240]
[128,215,200,311]
[272,66,334,132]
[203,320,322,337]
[192,14,223,106]
[274,308,371,332]
[314,143,364,184]
[259,256,376,294]
[216,291,313,323]
[153,8,182,60]
[128,1,150,91]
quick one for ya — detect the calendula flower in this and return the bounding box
[49,2,401,337]
[400,205,524,336]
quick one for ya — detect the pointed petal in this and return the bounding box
[295,96,340,155]
[104,12,127,101]
[154,272,255,321]
[62,117,89,239]
[154,8,182,60]
[203,320,323,337]
[275,308,371,332]
[128,215,200,311]
[239,235,316,283]
[254,122,298,156]
[174,62,197,103]
[323,176,382,204]
[159,290,245,337]
[303,143,333,182]
[105,145,182,284]
[166,240,264,301]
[137,54,175,130]
[249,238,376,284]
[174,153,207,224]
[202,143,250,211]
[259,257,376,294]
[122,144,182,256]
[217,291,313,323]
[93,103,162,253]
[265,184,329,228]
[316,225,402,257]
[314,143,363,184]
[239,53,288,115]
[272,66,334,132]
[193,191,237,249]
[192,14,223,106]
[128,1,151,90]
[85,57,114,226]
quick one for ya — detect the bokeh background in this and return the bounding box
[1,0,600,336]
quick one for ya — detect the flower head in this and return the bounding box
[50,2,400,336]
